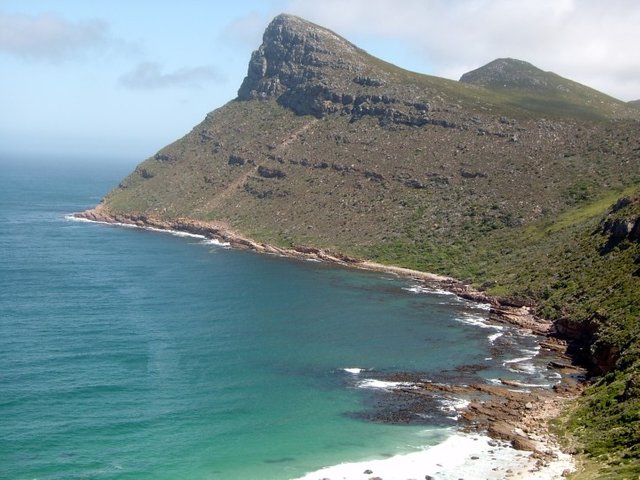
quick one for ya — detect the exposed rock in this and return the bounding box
[235,14,463,129]
[228,154,247,166]
[404,179,426,189]
[354,76,384,87]
[460,170,488,179]
[257,166,286,179]
[135,167,154,179]
[237,14,365,116]
[364,170,384,182]
[598,195,640,253]
[611,196,633,212]
[154,152,175,162]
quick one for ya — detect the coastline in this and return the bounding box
[71,206,581,479]
[292,432,574,480]
[73,207,556,336]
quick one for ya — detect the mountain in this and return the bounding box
[83,14,640,477]
[629,99,640,108]
[460,57,634,120]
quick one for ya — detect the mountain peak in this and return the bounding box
[459,58,555,90]
[237,13,363,105]
[268,13,321,30]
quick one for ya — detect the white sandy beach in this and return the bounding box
[293,432,574,480]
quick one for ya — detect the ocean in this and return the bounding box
[0,157,560,479]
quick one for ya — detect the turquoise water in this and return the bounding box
[0,158,553,479]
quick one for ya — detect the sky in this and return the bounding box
[2,0,639,163]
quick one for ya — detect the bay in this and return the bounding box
[0,157,553,479]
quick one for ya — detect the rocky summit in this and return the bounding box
[85,14,639,477]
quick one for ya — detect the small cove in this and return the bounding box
[0,158,560,479]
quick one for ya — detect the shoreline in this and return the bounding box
[292,431,574,480]
[71,206,581,479]
[72,207,547,329]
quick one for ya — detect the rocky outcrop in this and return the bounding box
[236,14,458,128]
[598,195,640,253]
[257,165,286,179]
[237,14,364,113]
[228,154,248,166]
[552,316,604,372]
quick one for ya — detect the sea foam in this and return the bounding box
[342,367,364,374]
[356,379,417,391]
[292,431,574,480]
[65,214,230,247]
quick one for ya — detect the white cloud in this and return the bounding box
[0,11,109,61]
[281,0,640,100]
[219,12,272,47]
[119,62,226,90]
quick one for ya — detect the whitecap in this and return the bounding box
[471,302,492,311]
[65,214,91,222]
[503,355,534,364]
[507,362,537,374]
[403,285,456,297]
[439,397,470,420]
[488,332,504,344]
[144,226,206,240]
[455,312,503,331]
[343,367,364,374]
[200,238,231,247]
[356,379,416,390]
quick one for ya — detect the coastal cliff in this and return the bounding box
[82,14,640,477]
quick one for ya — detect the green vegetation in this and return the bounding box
[370,190,640,477]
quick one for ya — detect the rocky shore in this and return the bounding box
[384,372,583,472]
[74,206,553,332]
[74,206,585,478]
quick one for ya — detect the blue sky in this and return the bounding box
[2,0,639,163]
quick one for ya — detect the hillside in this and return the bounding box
[86,14,640,477]
[459,57,635,120]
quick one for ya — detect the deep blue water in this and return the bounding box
[0,157,555,479]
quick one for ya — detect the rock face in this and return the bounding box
[599,196,640,253]
[237,14,366,116]
[236,14,448,125]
